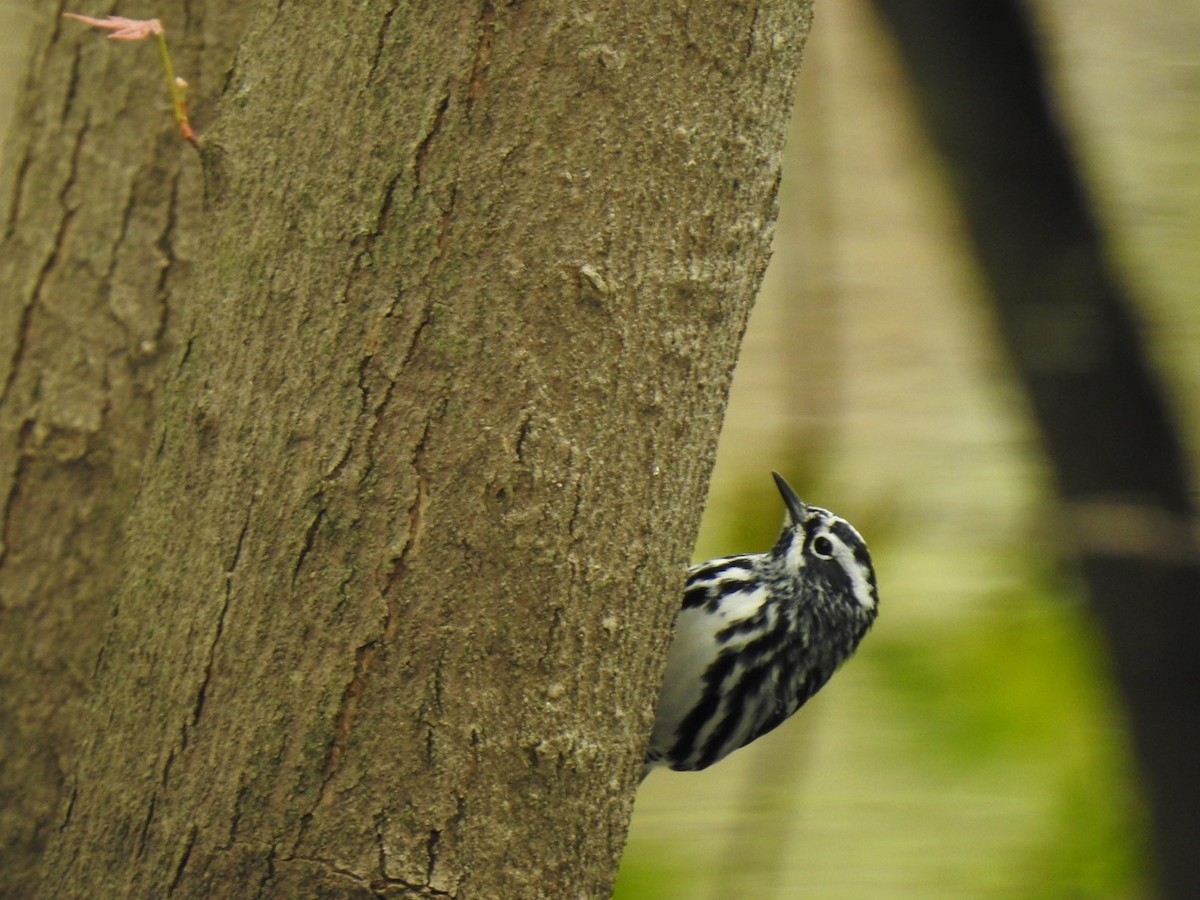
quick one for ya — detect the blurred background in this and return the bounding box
[3,1,1196,897]
[619,0,1197,897]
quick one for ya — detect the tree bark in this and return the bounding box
[1,2,813,896]
[0,5,252,895]
[869,2,1200,896]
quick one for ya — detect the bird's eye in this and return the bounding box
[811,535,835,559]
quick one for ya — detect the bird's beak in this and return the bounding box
[772,472,807,524]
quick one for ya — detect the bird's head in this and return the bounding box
[769,472,879,616]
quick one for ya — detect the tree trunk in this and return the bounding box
[1,2,812,896]
[0,4,253,895]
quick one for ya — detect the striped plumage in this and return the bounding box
[646,473,878,774]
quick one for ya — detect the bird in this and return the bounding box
[645,472,878,775]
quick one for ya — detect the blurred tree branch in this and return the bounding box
[869,1,1200,896]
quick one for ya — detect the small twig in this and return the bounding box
[63,13,199,148]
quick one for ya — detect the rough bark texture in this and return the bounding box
[870,2,1200,896]
[0,5,252,895]
[0,2,813,897]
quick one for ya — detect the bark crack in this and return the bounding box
[426,827,445,888]
[191,585,233,729]
[136,792,157,859]
[278,854,449,897]
[294,429,427,852]
[366,0,401,86]
[380,419,432,599]
[1,146,34,239]
[293,412,434,851]
[0,111,91,407]
[401,304,434,371]
[166,825,198,895]
[412,89,450,196]
[0,450,30,567]
[2,31,83,236]
[58,783,78,832]
[251,843,278,899]
[98,184,138,313]
[467,1,497,114]
[424,795,467,896]
[319,638,381,787]
[291,507,327,584]
[191,501,253,728]
[373,171,405,245]
[374,813,390,881]
[148,169,185,349]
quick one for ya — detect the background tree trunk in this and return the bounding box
[0,1,813,896]
[0,5,252,895]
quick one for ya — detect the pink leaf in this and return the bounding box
[62,13,164,41]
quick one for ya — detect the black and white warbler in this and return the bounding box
[646,472,878,774]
